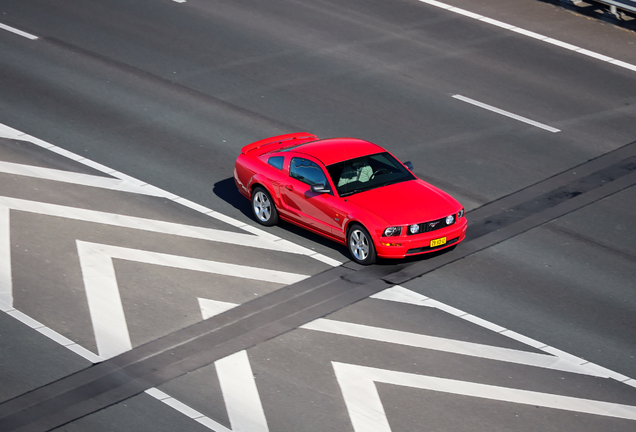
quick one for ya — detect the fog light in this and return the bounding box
[409,224,420,234]
[445,215,455,225]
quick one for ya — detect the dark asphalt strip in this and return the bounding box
[1,142,635,432]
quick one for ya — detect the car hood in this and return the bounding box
[345,180,460,225]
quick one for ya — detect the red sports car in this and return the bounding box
[234,133,467,265]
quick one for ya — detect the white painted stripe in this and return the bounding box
[77,242,133,359]
[0,207,11,308]
[79,241,307,286]
[0,122,341,266]
[334,362,636,432]
[77,241,307,358]
[198,298,237,319]
[0,161,167,196]
[415,0,636,73]
[216,351,270,432]
[452,94,561,132]
[0,23,38,40]
[198,297,604,378]
[302,319,606,377]
[373,286,636,388]
[0,196,309,255]
[144,388,232,431]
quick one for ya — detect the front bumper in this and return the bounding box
[374,217,468,259]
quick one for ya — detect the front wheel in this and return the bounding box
[251,187,278,226]
[347,224,376,265]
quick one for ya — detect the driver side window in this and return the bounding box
[290,158,327,186]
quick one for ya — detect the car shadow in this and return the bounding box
[213,177,351,260]
[213,177,458,267]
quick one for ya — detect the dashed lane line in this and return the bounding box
[452,95,561,132]
[0,23,38,40]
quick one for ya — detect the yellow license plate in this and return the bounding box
[430,237,447,247]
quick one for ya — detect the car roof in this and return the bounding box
[290,138,384,166]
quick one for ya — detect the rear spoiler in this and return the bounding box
[240,132,318,155]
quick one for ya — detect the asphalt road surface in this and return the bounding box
[0,1,635,431]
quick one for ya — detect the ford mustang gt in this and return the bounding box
[234,133,467,265]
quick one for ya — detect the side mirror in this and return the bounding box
[311,183,331,194]
[404,161,414,170]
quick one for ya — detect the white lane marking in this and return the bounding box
[0,23,38,40]
[0,161,167,196]
[77,242,133,359]
[199,298,237,319]
[333,362,636,432]
[145,388,232,432]
[77,241,307,358]
[302,319,605,377]
[3,306,101,362]
[145,351,270,432]
[452,94,561,132]
[0,122,342,266]
[0,197,310,256]
[416,0,636,73]
[372,286,636,387]
[198,298,605,377]
[216,351,270,432]
[0,207,11,309]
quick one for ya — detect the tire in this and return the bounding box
[347,224,376,265]
[251,186,278,226]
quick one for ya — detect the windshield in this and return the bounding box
[326,152,415,197]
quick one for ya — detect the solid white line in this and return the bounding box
[0,197,309,255]
[0,23,38,40]
[216,351,270,432]
[0,207,11,309]
[333,362,636,432]
[198,297,604,377]
[77,241,307,358]
[0,122,342,267]
[0,161,167,196]
[452,94,561,132]
[372,285,636,388]
[302,319,606,377]
[77,242,132,359]
[415,0,636,73]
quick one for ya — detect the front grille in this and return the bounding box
[407,216,452,235]
[406,237,458,255]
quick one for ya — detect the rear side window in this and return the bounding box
[289,158,327,186]
[268,156,284,170]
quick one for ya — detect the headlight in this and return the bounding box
[445,214,455,225]
[409,224,420,234]
[383,226,402,237]
[458,208,464,219]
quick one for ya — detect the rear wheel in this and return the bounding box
[251,187,278,226]
[347,224,376,265]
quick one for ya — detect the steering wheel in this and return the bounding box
[371,168,390,179]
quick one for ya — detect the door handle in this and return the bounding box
[285,185,294,191]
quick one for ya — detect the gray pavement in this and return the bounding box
[1,1,636,431]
